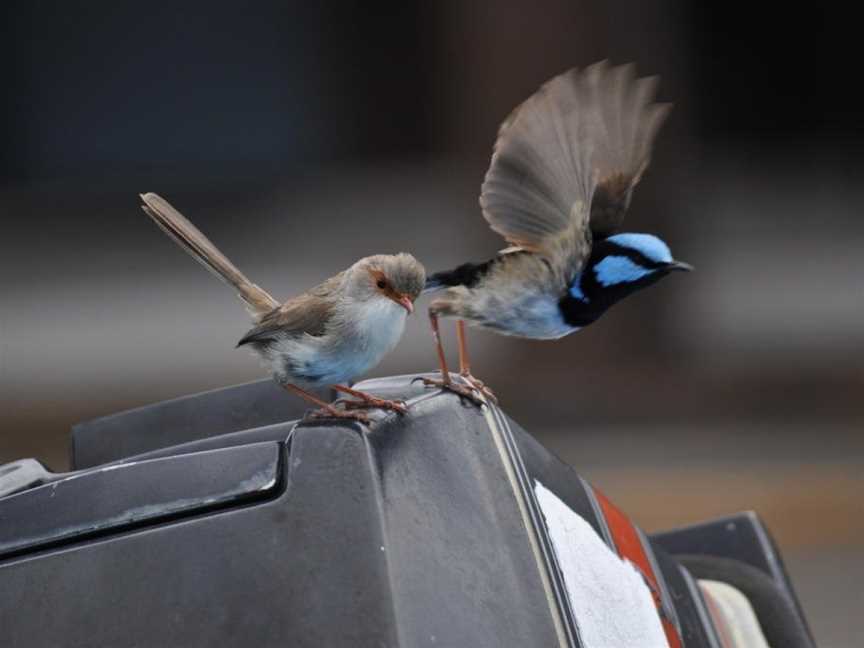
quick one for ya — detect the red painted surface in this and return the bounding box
[594,488,684,648]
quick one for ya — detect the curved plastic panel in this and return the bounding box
[0,442,281,558]
[71,379,311,468]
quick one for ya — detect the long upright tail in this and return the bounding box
[140,192,280,317]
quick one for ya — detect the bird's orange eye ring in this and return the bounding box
[376,279,387,289]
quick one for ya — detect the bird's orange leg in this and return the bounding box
[419,311,484,406]
[455,319,471,375]
[282,383,370,424]
[455,320,497,403]
[331,384,408,414]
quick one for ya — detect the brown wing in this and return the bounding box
[581,63,671,236]
[480,68,595,256]
[479,62,670,265]
[236,273,343,346]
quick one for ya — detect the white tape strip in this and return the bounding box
[535,481,669,648]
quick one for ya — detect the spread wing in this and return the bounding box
[479,61,671,272]
[583,63,671,236]
[237,273,343,346]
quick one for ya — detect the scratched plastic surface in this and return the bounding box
[0,443,280,557]
[0,376,813,648]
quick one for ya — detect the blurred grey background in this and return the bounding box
[0,1,861,644]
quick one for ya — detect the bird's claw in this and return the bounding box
[305,407,371,425]
[420,376,486,407]
[459,373,498,404]
[336,397,408,415]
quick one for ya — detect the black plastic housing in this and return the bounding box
[0,376,814,648]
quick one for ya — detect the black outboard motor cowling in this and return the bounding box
[0,376,815,648]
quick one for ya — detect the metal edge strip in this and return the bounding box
[480,393,581,648]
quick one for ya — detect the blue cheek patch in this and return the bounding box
[569,274,589,302]
[606,233,672,263]
[594,256,653,287]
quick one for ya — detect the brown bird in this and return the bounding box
[140,192,426,423]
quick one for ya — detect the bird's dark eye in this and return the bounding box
[376,279,387,289]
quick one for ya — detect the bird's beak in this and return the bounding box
[667,260,694,272]
[392,293,414,314]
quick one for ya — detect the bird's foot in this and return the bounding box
[305,406,371,425]
[335,396,408,415]
[459,372,498,404]
[416,374,486,407]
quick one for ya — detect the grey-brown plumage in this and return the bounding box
[422,62,687,401]
[140,193,425,420]
[479,60,671,277]
[141,193,278,317]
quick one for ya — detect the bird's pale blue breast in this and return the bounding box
[593,255,653,287]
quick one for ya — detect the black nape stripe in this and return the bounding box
[427,259,495,290]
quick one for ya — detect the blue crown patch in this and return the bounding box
[606,233,672,264]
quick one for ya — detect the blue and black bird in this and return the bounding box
[421,61,691,401]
